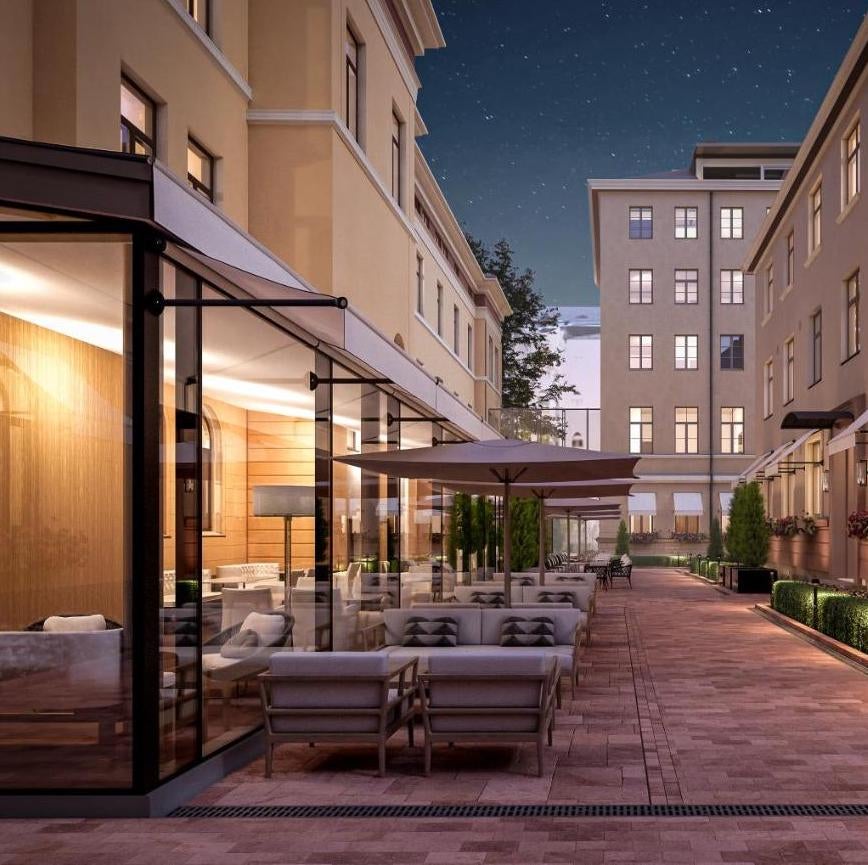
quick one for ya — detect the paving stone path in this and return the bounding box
[8,568,868,863]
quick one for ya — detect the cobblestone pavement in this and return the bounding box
[8,568,868,863]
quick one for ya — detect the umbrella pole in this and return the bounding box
[503,480,512,607]
[538,495,546,585]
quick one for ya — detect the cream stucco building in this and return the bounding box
[589,144,797,554]
[743,16,868,585]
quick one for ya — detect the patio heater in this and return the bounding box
[253,485,315,609]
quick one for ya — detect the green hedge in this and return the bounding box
[772,580,868,652]
[629,555,690,567]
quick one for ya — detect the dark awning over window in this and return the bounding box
[781,410,854,429]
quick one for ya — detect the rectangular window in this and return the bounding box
[846,270,860,359]
[720,334,744,370]
[345,24,361,143]
[488,334,494,381]
[120,77,155,156]
[674,515,701,534]
[675,407,699,454]
[629,407,653,454]
[494,347,500,387]
[436,283,443,335]
[186,0,209,31]
[628,334,653,369]
[628,206,653,239]
[720,206,743,239]
[186,137,214,201]
[629,514,654,533]
[416,254,424,315]
[390,110,402,204]
[453,305,460,354]
[783,337,795,404]
[674,206,698,239]
[764,359,774,417]
[628,269,653,304]
[721,407,745,454]
[805,438,824,514]
[675,269,698,304]
[764,264,774,317]
[720,269,744,304]
[845,122,861,206]
[810,309,822,385]
[467,324,473,368]
[786,230,795,288]
[674,334,698,370]
[809,183,822,252]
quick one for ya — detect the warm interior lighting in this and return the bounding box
[857,459,868,487]
[822,468,831,493]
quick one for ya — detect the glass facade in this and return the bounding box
[0,213,477,795]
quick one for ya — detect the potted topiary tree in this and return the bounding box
[615,519,630,557]
[725,482,775,593]
[706,517,724,583]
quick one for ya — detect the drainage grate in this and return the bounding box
[170,802,868,820]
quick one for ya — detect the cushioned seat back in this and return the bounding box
[220,611,290,659]
[493,572,541,585]
[453,585,506,607]
[481,607,582,646]
[268,652,389,733]
[221,587,275,631]
[383,607,481,645]
[522,584,593,612]
[426,652,548,733]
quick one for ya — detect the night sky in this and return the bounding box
[416,1,866,306]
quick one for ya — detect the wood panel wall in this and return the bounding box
[0,312,124,630]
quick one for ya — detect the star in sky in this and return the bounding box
[417,0,866,306]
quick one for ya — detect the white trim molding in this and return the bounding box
[161,0,252,100]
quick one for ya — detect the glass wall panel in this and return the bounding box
[0,233,132,788]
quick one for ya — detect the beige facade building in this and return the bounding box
[0,0,507,420]
[744,17,868,585]
[589,144,797,554]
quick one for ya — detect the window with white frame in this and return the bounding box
[628,335,653,369]
[846,270,860,359]
[628,206,653,239]
[629,269,653,303]
[720,334,744,370]
[810,309,822,385]
[809,183,822,253]
[845,121,861,207]
[720,269,743,304]
[675,206,698,239]
[786,230,795,288]
[764,264,774,317]
[720,206,743,239]
[629,407,653,454]
[675,334,698,370]
[720,407,744,454]
[629,514,654,533]
[675,269,698,304]
[763,358,774,417]
[783,337,795,404]
[674,407,699,454]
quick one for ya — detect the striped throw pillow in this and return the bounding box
[402,616,459,647]
[500,616,555,647]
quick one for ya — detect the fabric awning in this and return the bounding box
[739,448,775,483]
[766,430,817,475]
[719,491,734,514]
[750,439,797,480]
[673,492,703,515]
[827,408,868,457]
[628,492,656,515]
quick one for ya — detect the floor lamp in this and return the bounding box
[253,485,315,610]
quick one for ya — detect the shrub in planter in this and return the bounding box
[821,594,868,653]
[772,580,817,625]
[847,511,868,539]
[726,482,769,567]
[799,514,818,537]
[671,531,707,544]
[771,516,799,537]
[707,517,724,560]
[615,519,630,555]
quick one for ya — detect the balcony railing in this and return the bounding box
[488,407,601,449]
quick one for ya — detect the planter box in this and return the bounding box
[733,567,777,594]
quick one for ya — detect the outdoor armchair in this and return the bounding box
[259,652,418,777]
[418,652,558,776]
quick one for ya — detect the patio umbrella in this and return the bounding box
[333,439,637,605]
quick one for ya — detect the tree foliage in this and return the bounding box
[466,235,576,408]
[725,482,770,568]
[706,517,724,560]
[615,519,630,556]
[509,498,540,572]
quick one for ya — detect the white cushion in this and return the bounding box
[241,611,286,642]
[43,614,107,632]
[383,607,481,646]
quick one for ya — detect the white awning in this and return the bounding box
[628,492,657,515]
[719,491,734,514]
[739,449,775,483]
[766,430,817,476]
[827,408,868,457]
[751,439,797,480]
[673,492,703,515]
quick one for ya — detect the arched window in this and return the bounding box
[201,408,223,533]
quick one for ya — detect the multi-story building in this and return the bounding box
[589,143,797,554]
[0,0,508,813]
[743,17,868,585]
